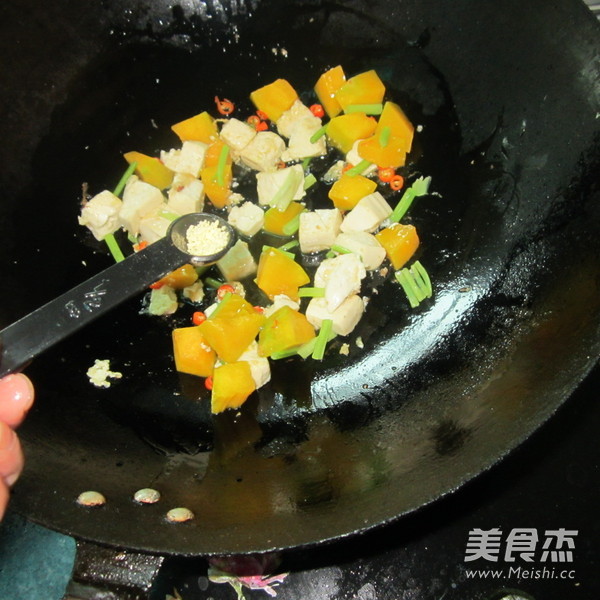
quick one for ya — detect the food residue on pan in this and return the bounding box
[78,65,434,414]
[86,359,122,388]
[77,491,106,507]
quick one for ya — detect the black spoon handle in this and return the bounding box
[0,237,189,377]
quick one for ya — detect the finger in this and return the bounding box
[0,373,35,428]
[0,478,8,521]
[0,421,24,487]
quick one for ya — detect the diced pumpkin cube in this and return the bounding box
[326,113,377,154]
[204,140,233,168]
[198,294,265,363]
[328,174,377,210]
[211,361,256,414]
[172,326,216,378]
[171,111,218,143]
[258,305,316,357]
[376,101,414,154]
[375,223,419,269]
[255,247,310,301]
[156,264,198,290]
[124,151,174,190]
[314,65,346,118]
[201,164,232,208]
[263,202,305,236]
[250,79,298,122]
[334,70,385,111]
[357,134,407,168]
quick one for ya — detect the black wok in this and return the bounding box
[0,0,599,556]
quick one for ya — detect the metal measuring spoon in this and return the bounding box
[0,213,236,377]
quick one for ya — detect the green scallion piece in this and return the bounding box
[312,319,333,360]
[394,261,433,308]
[296,338,317,359]
[389,176,432,223]
[216,144,230,187]
[325,250,336,259]
[379,126,391,148]
[104,233,125,263]
[127,232,138,244]
[160,210,181,222]
[269,168,303,212]
[344,103,384,115]
[395,269,421,308]
[278,239,299,252]
[310,124,328,144]
[345,159,371,178]
[204,277,224,289]
[411,261,433,297]
[304,173,317,190]
[330,244,352,255]
[298,287,325,298]
[113,161,137,197]
[270,347,302,360]
[281,213,302,236]
[302,157,312,171]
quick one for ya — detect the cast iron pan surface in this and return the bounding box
[0,0,598,555]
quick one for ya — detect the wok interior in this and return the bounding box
[1,0,599,554]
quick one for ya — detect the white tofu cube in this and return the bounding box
[256,164,305,207]
[298,208,342,253]
[119,178,164,236]
[78,190,122,241]
[139,215,172,244]
[276,100,315,138]
[160,141,207,177]
[334,231,386,270]
[313,253,366,312]
[305,295,365,336]
[228,201,265,237]
[238,341,271,389]
[340,192,393,233]
[346,140,377,176]
[216,239,257,281]
[240,131,286,172]
[281,116,327,161]
[219,118,257,156]
[167,173,205,215]
[263,294,300,318]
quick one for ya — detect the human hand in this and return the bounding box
[0,374,34,520]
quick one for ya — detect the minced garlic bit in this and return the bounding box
[186,220,230,256]
[86,359,123,388]
[339,343,350,356]
[355,336,364,349]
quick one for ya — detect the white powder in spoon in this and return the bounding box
[186,220,230,256]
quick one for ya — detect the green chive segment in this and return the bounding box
[389,176,431,223]
[394,260,433,308]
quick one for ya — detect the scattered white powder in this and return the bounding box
[86,359,123,388]
[186,220,230,256]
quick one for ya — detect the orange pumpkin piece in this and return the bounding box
[123,151,174,190]
[334,70,385,111]
[357,135,407,169]
[255,247,311,301]
[328,174,377,211]
[376,101,414,153]
[201,164,232,208]
[314,65,346,118]
[172,326,216,378]
[263,202,305,236]
[250,79,298,122]
[198,294,265,363]
[375,223,420,269]
[156,264,198,290]
[258,305,316,357]
[326,113,378,154]
[211,361,256,414]
[171,111,218,143]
